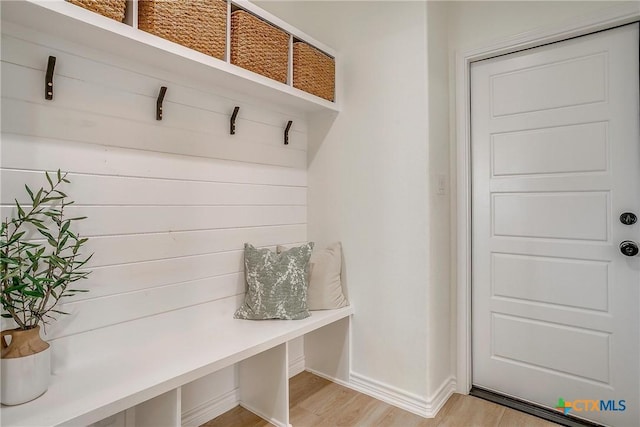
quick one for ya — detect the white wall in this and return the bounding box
[256,0,635,416]
[447,1,633,51]
[0,21,307,422]
[307,1,432,402]
[425,0,452,400]
[257,1,453,414]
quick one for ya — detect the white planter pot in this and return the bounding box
[1,347,50,405]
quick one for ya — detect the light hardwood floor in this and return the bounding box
[201,371,560,427]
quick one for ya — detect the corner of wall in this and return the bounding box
[426,0,455,400]
[426,375,457,417]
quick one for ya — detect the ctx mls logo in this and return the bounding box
[555,398,572,415]
[555,397,626,414]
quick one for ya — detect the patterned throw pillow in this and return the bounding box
[234,242,314,320]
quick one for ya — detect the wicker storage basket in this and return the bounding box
[138,0,226,59]
[293,42,335,101]
[230,10,289,83]
[67,0,127,22]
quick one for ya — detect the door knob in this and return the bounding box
[620,241,639,257]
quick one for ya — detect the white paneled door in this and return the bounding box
[471,24,639,426]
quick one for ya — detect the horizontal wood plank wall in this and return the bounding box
[0,26,308,345]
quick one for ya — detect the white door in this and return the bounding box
[471,24,639,426]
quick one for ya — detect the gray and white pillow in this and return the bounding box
[234,242,314,320]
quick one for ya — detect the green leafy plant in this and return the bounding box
[1,170,92,330]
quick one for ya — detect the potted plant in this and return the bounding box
[1,170,92,405]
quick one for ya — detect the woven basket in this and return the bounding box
[293,42,335,101]
[231,10,289,83]
[67,0,127,22]
[138,0,226,59]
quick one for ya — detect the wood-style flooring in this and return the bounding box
[201,371,560,427]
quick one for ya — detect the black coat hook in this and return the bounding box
[284,121,293,145]
[45,56,56,100]
[230,106,240,135]
[156,86,167,120]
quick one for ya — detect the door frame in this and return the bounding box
[454,3,640,394]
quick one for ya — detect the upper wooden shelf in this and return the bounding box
[1,0,339,113]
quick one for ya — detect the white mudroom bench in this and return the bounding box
[2,296,353,427]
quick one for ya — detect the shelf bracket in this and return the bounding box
[230,106,240,135]
[45,56,56,101]
[156,86,167,120]
[284,121,293,145]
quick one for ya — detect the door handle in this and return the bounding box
[620,241,639,257]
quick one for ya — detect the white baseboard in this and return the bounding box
[288,355,305,378]
[308,369,456,419]
[305,367,351,388]
[240,402,288,427]
[181,388,239,427]
[426,376,457,416]
[180,367,455,425]
[348,372,430,417]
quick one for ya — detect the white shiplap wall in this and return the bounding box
[0,22,308,422]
